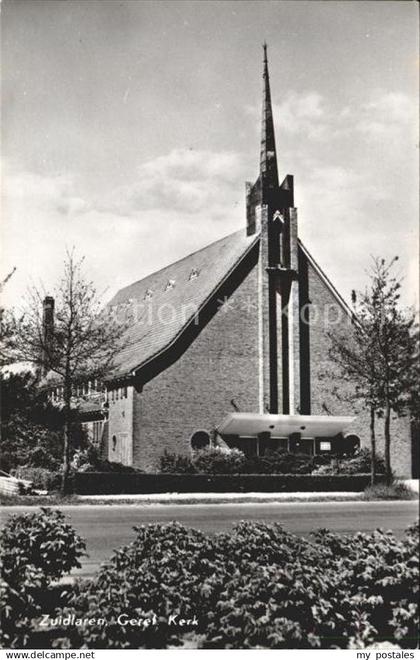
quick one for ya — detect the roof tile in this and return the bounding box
[108,229,258,378]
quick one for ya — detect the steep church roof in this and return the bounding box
[108,229,258,379]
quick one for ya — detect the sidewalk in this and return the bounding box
[76,479,418,504]
[78,491,364,504]
[2,480,416,507]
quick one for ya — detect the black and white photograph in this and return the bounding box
[0,0,419,654]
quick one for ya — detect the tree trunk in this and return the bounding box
[384,400,392,485]
[61,380,72,495]
[370,405,376,486]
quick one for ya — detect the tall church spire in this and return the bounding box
[260,43,279,194]
[246,43,293,236]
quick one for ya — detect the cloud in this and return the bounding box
[355,91,417,138]
[273,92,327,141]
[247,89,417,145]
[1,150,248,308]
[296,158,419,308]
[1,111,417,316]
[246,92,327,140]
[102,148,247,216]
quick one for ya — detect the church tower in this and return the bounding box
[246,44,302,416]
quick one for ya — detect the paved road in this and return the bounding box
[1,501,417,578]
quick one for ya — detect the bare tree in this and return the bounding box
[366,258,419,483]
[327,257,419,485]
[11,252,129,493]
[0,267,17,367]
[326,309,381,486]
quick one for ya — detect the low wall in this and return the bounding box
[72,473,384,495]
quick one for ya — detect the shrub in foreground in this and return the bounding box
[0,508,86,648]
[59,522,219,649]
[59,521,418,650]
[1,510,417,650]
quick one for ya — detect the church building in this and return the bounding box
[52,47,415,477]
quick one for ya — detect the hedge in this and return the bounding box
[2,510,418,648]
[45,521,420,649]
[72,472,386,495]
[0,508,86,648]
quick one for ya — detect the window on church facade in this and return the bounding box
[189,268,199,280]
[91,421,103,447]
[190,430,211,451]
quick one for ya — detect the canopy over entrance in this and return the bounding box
[217,413,355,439]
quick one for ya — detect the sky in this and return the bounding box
[1,0,418,309]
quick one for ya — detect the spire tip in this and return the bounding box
[260,41,278,188]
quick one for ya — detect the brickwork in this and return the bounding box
[275,291,284,412]
[288,208,300,414]
[107,386,134,465]
[258,205,272,414]
[105,240,413,476]
[131,262,260,471]
[306,259,412,476]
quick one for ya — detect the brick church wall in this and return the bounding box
[307,259,412,477]
[111,240,412,476]
[132,263,260,471]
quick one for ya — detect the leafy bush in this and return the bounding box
[192,447,246,474]
[12,467,65,493]
[54,520,418,650]
[74,445,141,474]
[363,481,417,500]
[0,372,72,472]
[159,448,314,475]
[25,444,62,471]
[0,508,86,648]
[0,507,86,584]
[340,448,386,474]
[159,447,249,475]
[82,459,140,473]
[2,513,418,649]
[313,448,386,476]
[309,524,419,648]
[242,451,314,474]
[159,450,196,474]
[59,522,218,649]
[13,467,54,490]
